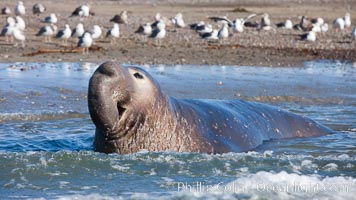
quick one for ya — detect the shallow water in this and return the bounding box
[0,61,355,199]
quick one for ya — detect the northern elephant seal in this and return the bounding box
[88,61,334,154]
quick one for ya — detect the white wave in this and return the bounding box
[111,164,130,171]
[53,193,121,200]
[323,163,338,171]
[49,171,355,200]
[0,111,86,122]
[175,171,356,200]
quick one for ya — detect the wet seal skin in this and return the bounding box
[88,61,334,154]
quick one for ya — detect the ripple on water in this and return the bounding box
[0,150,355,199]
[0,61,355,199]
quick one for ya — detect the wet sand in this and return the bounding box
[0,0,355,66]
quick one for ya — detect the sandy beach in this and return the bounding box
[0,0,355,66]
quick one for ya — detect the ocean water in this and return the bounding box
[0,61,355,200]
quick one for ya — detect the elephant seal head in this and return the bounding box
[88,61,167,152]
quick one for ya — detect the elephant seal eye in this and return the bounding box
[133,73,144,79]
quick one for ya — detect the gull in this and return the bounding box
[276,19,293,29]
[321,23,329,32]
[172,13,185,28]
[151,13,171,28]
[77,32,93,54]
[333,17,345,30]
[70,4,94,20]
[15,1,26,16]
[310,17,327,33]
[191,21,214,36]
[71,4,89,17]
[234,14,257,32]
[135,23,152,41]
[42,13,57,24]
[36,24,57,43]
[110,11,128,24]
[1,16,16,43]
[15,16,26,31]
[200,29,219,40]
[154,13,161,21]
[12,24,25,47]
[344,13,351,28]
[294,16,313,31]
[32,3,45,15]
[244,21,259,28]
[90,25,102,41]
[135,23,152,35]
[209,16,232,26]
[71,23,85,38]
[151,13,161,28]
[209,14,256,27]
[300,31,316,42]
[284,19,293,29]
[311,24,321,33]
[56,24,72,45]
[6,16,16,24]
[106,23,120,44]
[190,21,205,31]
[218,23,229,40]
[232,18,244,33]
[209,13,256,33]
[259,13,272,30]
[351,27,356,41]
[198,24,213,34]
[1,7,11,15]
[149,20,166,46]
[311,17,324,26]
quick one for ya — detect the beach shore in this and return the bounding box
[0,0,355,66]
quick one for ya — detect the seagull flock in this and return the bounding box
[1,1,355,53]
